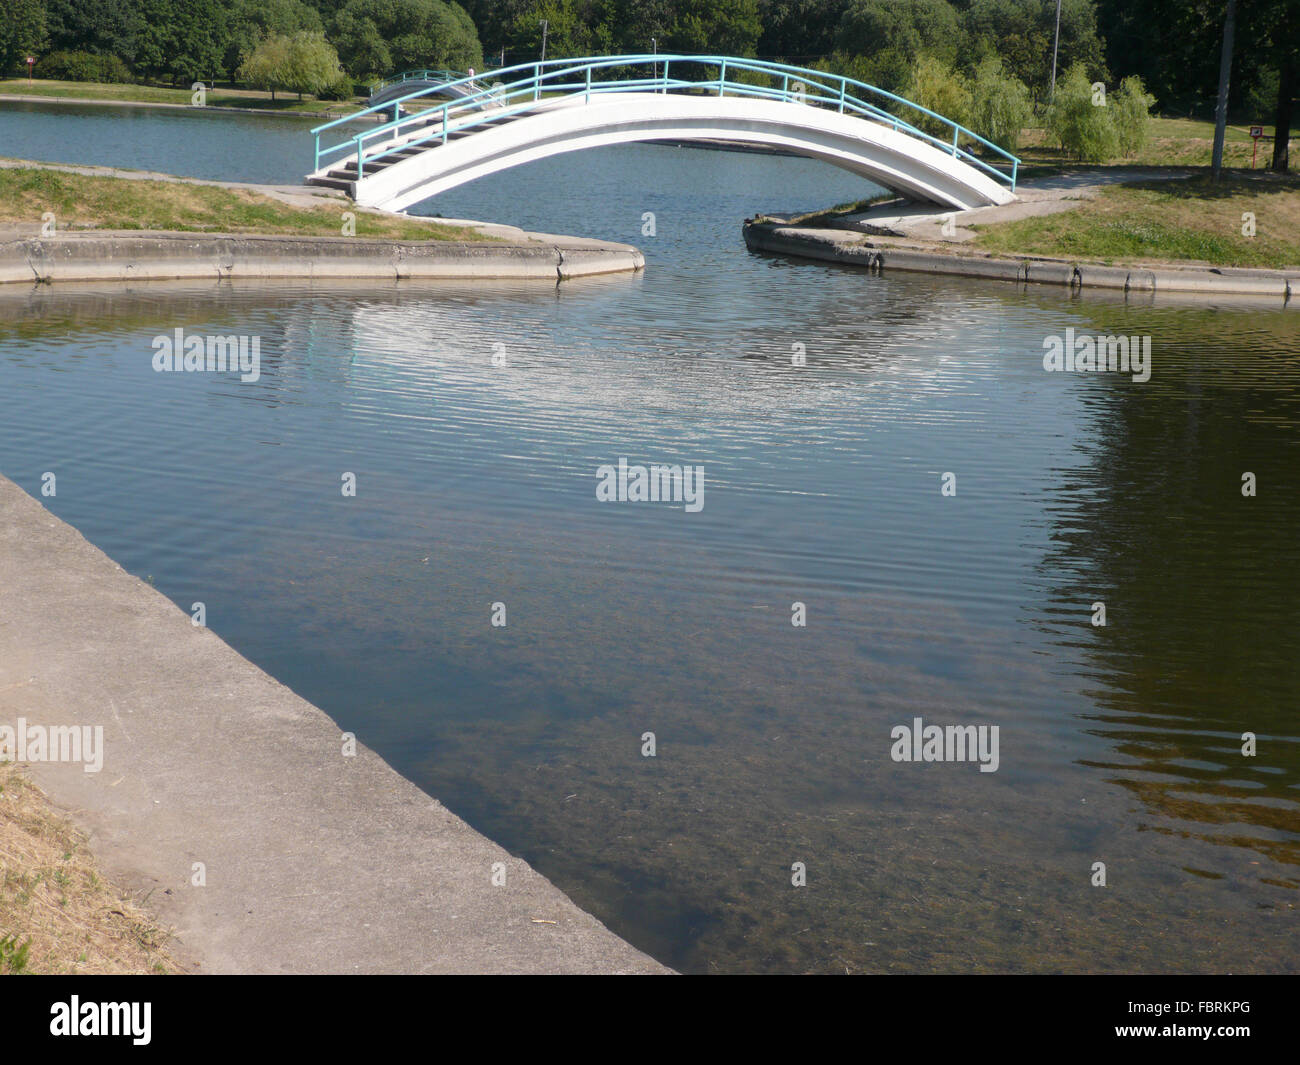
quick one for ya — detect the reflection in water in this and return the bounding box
[0,114,1297,970]
[3,276,1295,974]
[1034,303,1300,883]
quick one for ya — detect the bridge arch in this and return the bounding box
[309,56,1020,213]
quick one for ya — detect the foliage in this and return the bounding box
[967,55,1031,152]
[902,55,969,139]
[33,48,134,82]
[1046,63,1119,162]
[1111,74,1155,157]
[237,30,344,99]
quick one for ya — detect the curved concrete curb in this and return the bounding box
[0,475,669,973]
[0,232,645,286]
[743,221,1299,304]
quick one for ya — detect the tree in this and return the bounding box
[43,0,144,64]
[1046,62,1119,161]
[967,55,1032,151]
[902,55,970,137]
[331,0,483,78]
[834,0,961,92]
[134,0,229,85]
[237,29,344,98]
[1111,74,1154,157]
[223,0,323,79]
[0,0,49,75]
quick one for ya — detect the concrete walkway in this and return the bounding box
[0,475,668,973]
[775,167,1196,242]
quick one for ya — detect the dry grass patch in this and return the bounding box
[0,762,174,974]
[973,172,1300,269]
[0,165,495,241]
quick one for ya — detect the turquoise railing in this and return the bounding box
[314,55,1020,191]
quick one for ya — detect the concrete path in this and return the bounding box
[777,167,1195,242]
[0,475,669,973]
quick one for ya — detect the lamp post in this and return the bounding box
[1049,0,1062,99]
[540,20,548,63]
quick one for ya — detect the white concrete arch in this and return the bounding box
[316,94,1017,213]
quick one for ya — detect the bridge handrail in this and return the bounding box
[369,68,467,95]
[313,55,1020,190]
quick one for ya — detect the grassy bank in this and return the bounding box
[0,165,494,241]
[972,172,1300,270]
[0,77,359,116]
[1016,116,1281,171]
[1,763,173,974]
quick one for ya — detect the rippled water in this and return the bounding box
[1,102,1297,972]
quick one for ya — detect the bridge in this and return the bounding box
[309,56,1020,213]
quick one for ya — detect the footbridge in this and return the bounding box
[309,55,1020,213]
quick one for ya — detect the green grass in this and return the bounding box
[0,77,361,116]
[1016,115,1282,170]
[0,165,498,241]
[973,172,1300,269]
[0,933,32,974]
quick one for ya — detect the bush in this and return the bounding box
[238,31,345,100]
[315,73,357,101]
[1046,63,1119,162]
[901,55,971,140]
[1111,74,1154,157]
[967,56,1031,152]
[33,50,133,84]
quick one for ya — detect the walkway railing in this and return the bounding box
[314,55,1020,191]
[368,68,466,96]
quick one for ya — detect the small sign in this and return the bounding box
[1249,125,1263,138]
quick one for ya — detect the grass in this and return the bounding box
[972,171,1300,269]
[0,77,360,116]
[1,762,174,974]
[1015,116,1282,171]
[0,164,497,241]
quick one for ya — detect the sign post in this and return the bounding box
[1250,125,1264,168]
[26,57,35,85]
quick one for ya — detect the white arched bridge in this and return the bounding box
[308,56,1021,213]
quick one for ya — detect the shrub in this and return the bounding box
[901,55,971,141]
[967,56,1031,152]
[33,50,133,84]
[1046,63,1119,162]
[1111,74,1155,157]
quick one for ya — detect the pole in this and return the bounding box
[1049,0,1062,99]
[1212,0,1237,181]
[540,20,548,63]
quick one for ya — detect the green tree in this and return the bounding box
[223,0,323,79]
[331,0,483,78]
[43,0,144,65]
[1111,73,1154,157]
[902,55,971,138]
[1046,62,1119,161]
[0,0,49,75]
[834,0,961,93]
[967,54,1031,151]
[134,0,229,85]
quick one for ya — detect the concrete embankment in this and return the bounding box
[0,475,669,973]
[0,230,645,285]
[743,220,1300,303]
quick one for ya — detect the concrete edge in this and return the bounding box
[0,473,671,974]
[0,232,646,285]
[742,221,1299,304]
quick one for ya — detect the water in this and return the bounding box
[2,102,1297,973]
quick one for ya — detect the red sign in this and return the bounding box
[1249,126,1263,138]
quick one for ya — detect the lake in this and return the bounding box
[2,100,1297,973]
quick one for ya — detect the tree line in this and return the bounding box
[0,0,1294,166]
